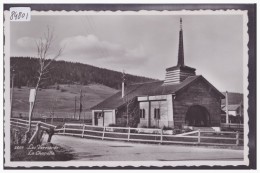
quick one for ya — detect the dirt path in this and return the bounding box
[51,135,244,161]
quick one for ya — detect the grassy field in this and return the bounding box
[12,84,118,119]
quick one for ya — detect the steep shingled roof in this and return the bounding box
[91,75,224,110]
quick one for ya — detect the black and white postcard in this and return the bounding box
[3,4,256,169]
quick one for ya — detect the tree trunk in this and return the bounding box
[25,74,42,143]
[27,74,41,130]
[74,96,76,119]
[47,128,55,142]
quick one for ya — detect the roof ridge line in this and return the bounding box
[124,82,147,96]
[127,80,162,86]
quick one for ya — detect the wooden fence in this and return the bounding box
[10,118,57,130]
[55,123,244,146]
[12,111,92,120]
[10,118,57,144]
[221,123,244,131]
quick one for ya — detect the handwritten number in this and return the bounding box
[10,11,29,21]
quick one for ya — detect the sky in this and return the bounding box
[10,14,245,93]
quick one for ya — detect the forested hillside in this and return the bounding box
[10,57,155,89]
[221,92,243,105]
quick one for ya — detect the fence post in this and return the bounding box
[28,122,40,144]
[102,127,105,140]
[14,130,18,144]
[63,124,66,134]
[82,124,85,138]
[17,119,20,127]
[198,130,201,144]
[236,131,239,146]
[128,127,130,141]
[160,129,163,144]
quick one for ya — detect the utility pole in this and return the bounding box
[51,98,57,124]
[79,89,83,120]
[10,69,15,118]
[225,91,229,124]
[122,70,125,98]
[122,70,129,126]
[239,100,243,124]
[74,96,76,119]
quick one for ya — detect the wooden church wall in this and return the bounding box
[172,79,222,128]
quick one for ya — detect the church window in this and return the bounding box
[154,108,160,119]
[139,109,145,118]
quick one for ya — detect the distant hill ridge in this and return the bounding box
[221,92,243,105]
[11,57,156,89]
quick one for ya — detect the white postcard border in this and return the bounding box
[4,9,249,168]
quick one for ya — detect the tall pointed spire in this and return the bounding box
[163,18,196,85]
[177,18,184,66]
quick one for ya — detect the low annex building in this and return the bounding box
[221,104,243,124]
[91,18,225,128]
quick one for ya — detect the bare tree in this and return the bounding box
[123,90,139,127]
[25,27,63,141]
[124,94,132,126]
[121,71,139,127]
[10,61,18,118]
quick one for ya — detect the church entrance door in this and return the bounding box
[185,105,210,127]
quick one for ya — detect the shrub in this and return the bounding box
[108,123,119,127]
[56,85,60,90]
[181,128,193,133]
[173,129,182,134]
[162,126,173,130]
[140,125,160,129]
[60,88,67,92]
[130,129,138,133]
[149,126,160,129]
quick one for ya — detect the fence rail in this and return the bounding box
[10,118,57,130]
[55,123,244,146]
[11,118,58,144]
[221,123,244,131]
[12,111,92,119]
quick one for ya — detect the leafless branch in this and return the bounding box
[26,26,64,140]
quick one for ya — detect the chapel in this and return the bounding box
[91,18,225,128]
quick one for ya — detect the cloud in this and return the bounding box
[59,35,148,66]
[15,36,61,58]
[14,37,40,57]
[16,37,37,49]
